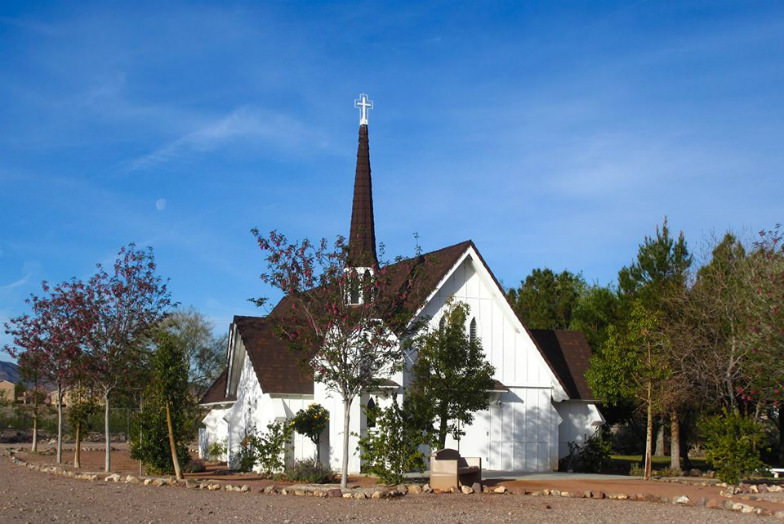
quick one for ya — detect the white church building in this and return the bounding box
[199,95,604,474]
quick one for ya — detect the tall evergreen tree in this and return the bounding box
[507,268,585,329]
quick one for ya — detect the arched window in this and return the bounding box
[366,397,376,429]
[349,270,359,305]
[469,318,477,344]
[361,270,372,303]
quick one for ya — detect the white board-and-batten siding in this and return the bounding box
[412,248,564,472]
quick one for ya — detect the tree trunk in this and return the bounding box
[644,382,653,481]
[56,385,63,465]
[104,390,111,472]
[31,398,38,453]
[438,406,449,450]
[654,422,665,456]
[165,401,183,480]
[670,410,681,472]
[779,409,784,465]
[74,422,81,468]
[341,397,351,489]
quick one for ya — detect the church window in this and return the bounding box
[366,397,377,429]
[470,318,477,344]
[349,270,360,305]
[362,270,372,303]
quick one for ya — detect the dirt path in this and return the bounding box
[3,450,784,523]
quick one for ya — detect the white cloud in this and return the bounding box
[0,275,29,291]
[155,198,166,211]
[124,107,325,173]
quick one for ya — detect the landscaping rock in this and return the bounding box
[207,484,221,491]
[264,485,278,495]
[460,485,473,494]
[408,484,422,495]
[353,492,366,499]
[673,495,689,505]
[371,491,382,499]
[471,482,482,494]
[493,486,507,494]
[326,488,342,498]
[105,473,121,482]
[422,483,432,493]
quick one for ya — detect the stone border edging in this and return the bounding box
[6,449,784,519]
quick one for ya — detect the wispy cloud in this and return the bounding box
[124,107,325,173]
[0,275,29,291]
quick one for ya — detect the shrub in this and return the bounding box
[285,457,334,483]
[629,463,645,477]
[699,409,769,485]
[558,428,612,473]
[236,429,259,473]
[183,458,206,473]
[207,440,227,461]
[234,421,293,474]
[358,397,430,485]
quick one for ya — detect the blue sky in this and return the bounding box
[1,1,782,360]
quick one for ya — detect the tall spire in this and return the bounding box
[348,94,378,268]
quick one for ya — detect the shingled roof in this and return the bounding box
[234,315,314,395]
[528,329,596,400]
[199,368,235,405]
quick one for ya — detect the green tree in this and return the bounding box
[291,403,329,462]
[617,218,692,471]
[409,302,496,449]
[587,301,670,480]
[570,283,620,355]
[130,332,195,478]
[507,268,586,329]
[160,308,225,395]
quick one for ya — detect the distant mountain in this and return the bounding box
[0,361,19,383]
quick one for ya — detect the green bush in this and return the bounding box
[207,440,227,461]
[130,402,190,474]
[629,463,645,477]
[235,421,293,474]
[358,398,430,485]
[699,409,769,485]
[285,457,334,483]
[559,428,612,473]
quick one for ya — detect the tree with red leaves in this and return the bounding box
[252,229,424,488]
[4,279,90,464]
[84,244,175,472]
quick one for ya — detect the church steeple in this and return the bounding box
[348,93,378,268]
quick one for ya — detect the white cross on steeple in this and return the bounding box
[354,93,373,125]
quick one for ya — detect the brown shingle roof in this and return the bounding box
[199,368,235,405]
[234,315,314,395]
[528,329,595,400]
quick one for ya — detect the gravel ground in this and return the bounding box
[2,457,782,524]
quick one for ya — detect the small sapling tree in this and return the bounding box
[252,230,423,488]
